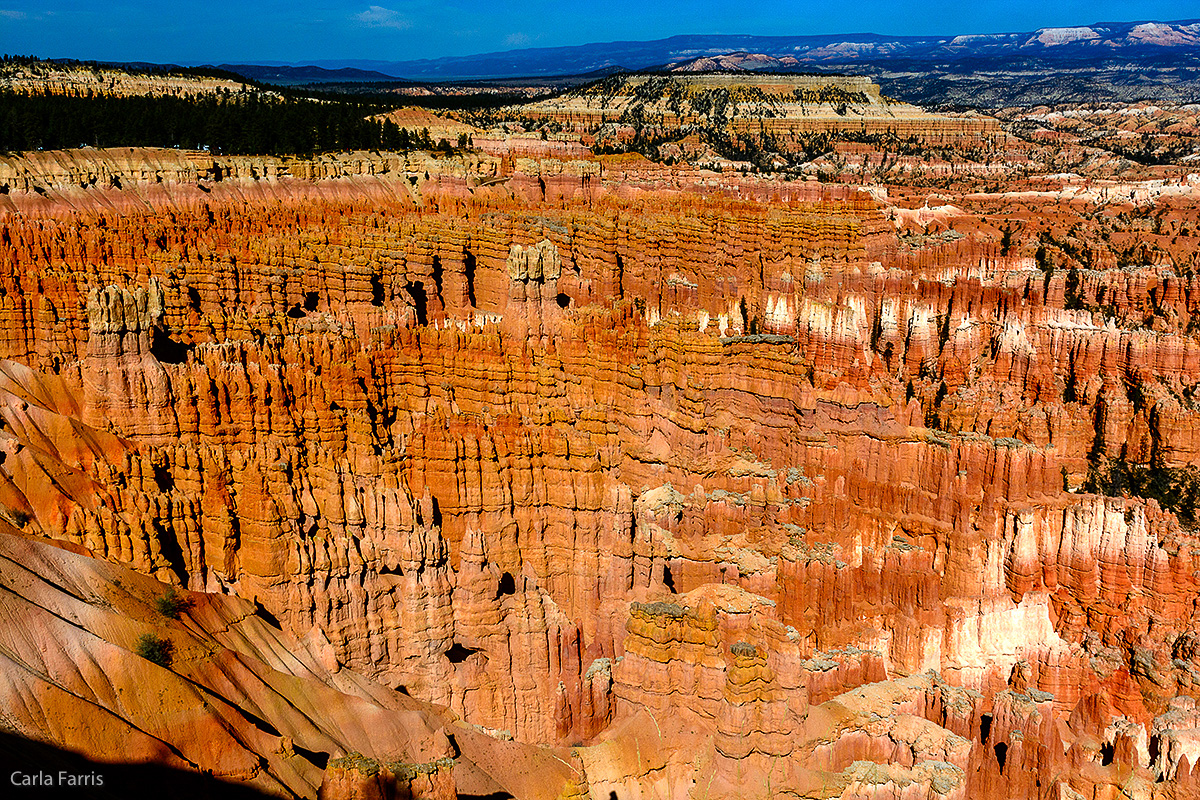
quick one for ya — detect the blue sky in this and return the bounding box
[1,1,1196,64]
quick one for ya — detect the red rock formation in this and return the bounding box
[0,138,1198,799]
[0,528,576,799]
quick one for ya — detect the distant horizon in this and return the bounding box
[215,16,1200,71]
[2,1,1198,65]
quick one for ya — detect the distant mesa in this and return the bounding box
[212,63,401,86]
[666,52,806,72]
[520,72,998,146]
[260,18,1200,82]
[181,18,1200,110]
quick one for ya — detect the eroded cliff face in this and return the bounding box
[0,61,256,98]
[519,74,1001,150]
[1,144,1200,800]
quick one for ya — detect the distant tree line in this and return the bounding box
[301,84,537,110]
[0,90,431,156]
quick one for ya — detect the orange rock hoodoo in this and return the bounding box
[0,142,1199,800]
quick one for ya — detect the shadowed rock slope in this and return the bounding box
[0,528,574,799]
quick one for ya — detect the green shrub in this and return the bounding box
[153,587,193,619]
[135,633,174,667]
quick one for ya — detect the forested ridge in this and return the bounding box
[0,90,424,155]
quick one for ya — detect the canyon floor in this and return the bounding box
[2,70,1200,800]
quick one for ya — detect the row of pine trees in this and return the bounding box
[0,90,446,156]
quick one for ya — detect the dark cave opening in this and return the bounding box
[370,274,385,307]
[406,281,428,325]
[444,643,479,664]
[662,563,676,593]
[152,463,175,493]
[465,251,477,307]
[151,332,192,364]
[155,534,188,586]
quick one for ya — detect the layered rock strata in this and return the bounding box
[0,143,1197,799]
[520,73,1003,149]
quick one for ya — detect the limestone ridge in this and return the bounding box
[0,59,258,98]
[520,72,999,145]
[0,147,476,197]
